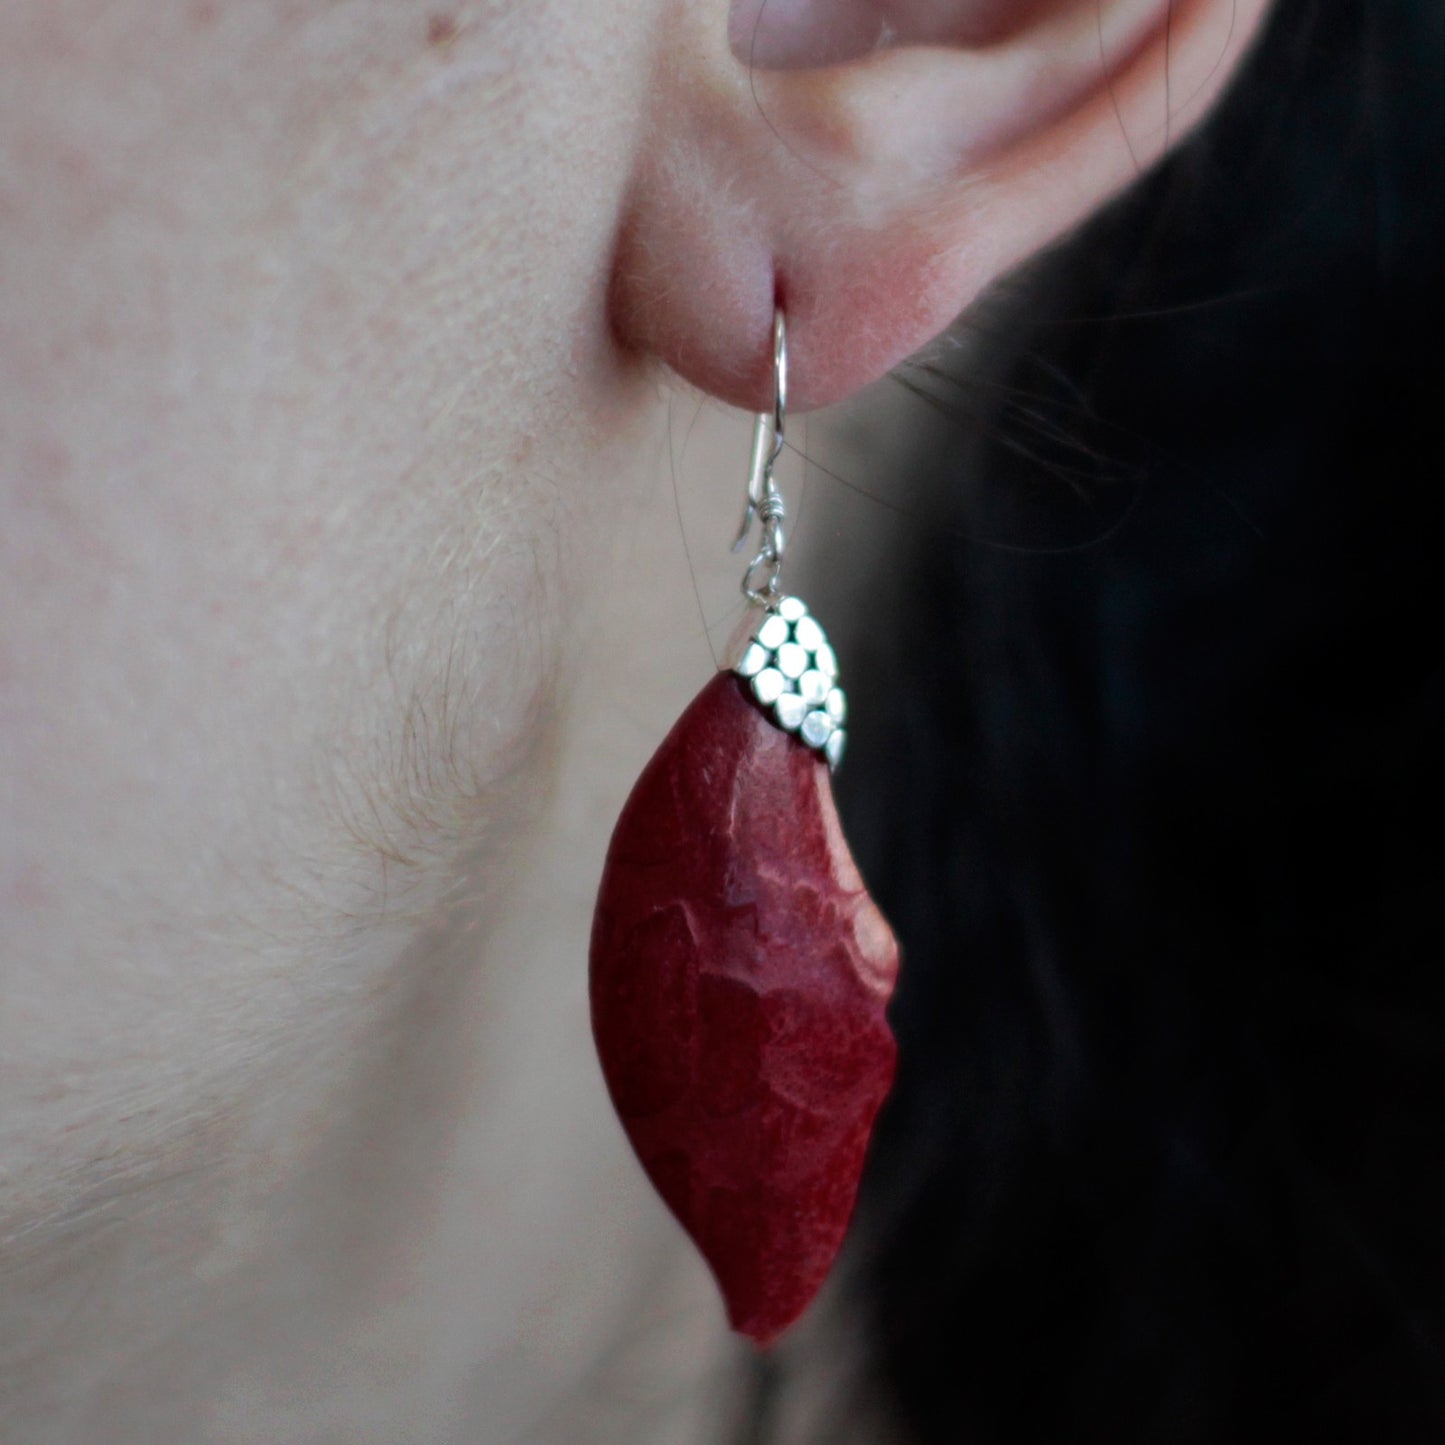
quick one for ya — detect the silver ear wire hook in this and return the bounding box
[733,307,789,606]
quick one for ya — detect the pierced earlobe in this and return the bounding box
[617,0,1270,410]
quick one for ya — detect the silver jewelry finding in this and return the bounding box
[728,307,847,768]
[733,308,789,606]
[734,593,847,770]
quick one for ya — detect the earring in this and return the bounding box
[590,309,900,1347]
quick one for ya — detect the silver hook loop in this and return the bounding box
[732,307,789,606]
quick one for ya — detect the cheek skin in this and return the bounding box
[0,0,654,1242]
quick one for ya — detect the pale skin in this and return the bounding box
[0,1,1269,1439]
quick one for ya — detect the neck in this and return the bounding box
[1,810,740,1442]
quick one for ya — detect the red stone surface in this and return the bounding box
[590,672,900,1345]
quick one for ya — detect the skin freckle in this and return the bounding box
[426,13,460,49]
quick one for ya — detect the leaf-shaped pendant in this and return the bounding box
[590,598,900,1345]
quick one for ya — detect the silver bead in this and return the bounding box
[778,596,807,622]
[825,728,847,770]
[775,693,807,731]
[799,669,829,706]
[757,614,790,651]
[752,667,786,706]
[813,642,838,679]
[737,642,769,678]
[800,710,834,749]
[793,615,824,652]
[776,641,808,679]
[825,687,847,724]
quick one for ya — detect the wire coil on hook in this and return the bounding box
[733,308,790,606]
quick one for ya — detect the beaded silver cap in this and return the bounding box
[733,595,847,770]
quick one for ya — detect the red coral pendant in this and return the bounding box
[590,604,900,1346]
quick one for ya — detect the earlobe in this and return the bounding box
[611,0,1272,412]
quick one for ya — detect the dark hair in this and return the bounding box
[787,2,1445,1440]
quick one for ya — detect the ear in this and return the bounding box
[610,0,1271,411]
